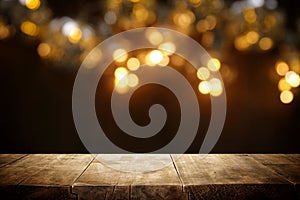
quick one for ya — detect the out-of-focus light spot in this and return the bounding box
[113,49,128,63]
[84,48,102,68]
[201,32,214,47]
[206,15,217,30]
[280,90,293,104]
[234,36,249,51]
[104,11,117,25]
[37,43,50,58]
[247,0,264,8]
[127,73,139,87]
[190,0,202,7]
[114,67,128,80]
[275,61,289,76]
[285,71,300,87]
[243,8,257,23]
[258,37,273,50]
[0,24,10,39]
[207,58,221,71]
[197,67,210,80]
[62,21,78,36]
[133,4,149,22]
[196,20,209,33]
[265,0,278,10]
[174,11,195,28]
[290,58,300,74]
[171,55,186,67]
[25,0,40,10]
[146,29,163,45]
[148,50,163,65]
[198,81,210,94]
[68,27,82,43]
[278,78,291,91]
[158,42,176,56]
[115,77,129,94]
[158,55,170,67]
[20,21,39,36]
[209,78,223,96]
[127,57,140,71]
[245,31,259,44]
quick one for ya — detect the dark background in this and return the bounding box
[1,0,300,153]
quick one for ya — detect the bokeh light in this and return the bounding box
[276,61,289,76]
[280,90,294,104]
[37,43,51,58]
[20,21,39,36]
[207,58,221,71]
[198,81,210,94]
[113,49,128,63]
[114,67,128,80]
[285,71,300,87]
[197,67,210,80]
[127,57,140,71]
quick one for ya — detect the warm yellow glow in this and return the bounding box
[68,27,82,43]
[131,0,140,3]
[127,57,140,71]
[290,58,300,73]
[209,78,223,96]
[234,36,249,51]
[127,73,139,87]
[25,0,40,10]
[243,8,257,23]
[197,67,210,80]
[158,55,170,67]
[158,42,176,56]
[206,15,217,30]
[20,21,39,36]
[280,90,294,104]
[84,48,102,68]
[113,49,128,63]
[148,50,163,65]
[245,31,259,44]
[285,71,300,87]
[275,61,289,76]
[37,43,50,57]
[207,58,221,71]
[278,78,291,91]
[259,37,273,51]
[198,81,210,94]
[196,20,208,33]
[114,67,128,80]
[133,4,149,22]
[174,11,195,28]
[0,25,10,39]
[146,30,163,45]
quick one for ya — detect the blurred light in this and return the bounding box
[20,21,39,36]
[114,67,128,80]
[174,11,195,28]
[127,73,139,87]
[171,55,186,67]
[68,27,82,43]
[146,29,163,45]
[113,49,128,63]
[207,58,221,71]
[258,37,273,50]
[158,55,170,67]
[197,67,210,80]
[25,0,40,10]
[290,58,300,74]
[131,0,140,2]
[37,43,50,58]
[247,0,264,8]
[209,78,223,96]
[285,71,300,87]
[190,0,202,7]
[0,24,10,39]
[278,78,291,91]
[234,36,249,51]
[198,81,210,94]
[148,50,163,65]
[159,42,176,55]
[206,15,217,30]
[84,48,102,68]
[19,0,26,5]
[243,8,257,23]
[265,0,278,10]
[245,31,259,44]
[196,20,208,33]
[104,11,117,25]
[275,61,289,76]
[127,57,140,71]
[62,21,78,36]
[133,4,149,22]
[280,90,294,104]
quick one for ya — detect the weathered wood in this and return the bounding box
[0,154,299,199]
[73,154,186,200]
[173,154,298,199]
[0,154,27,168]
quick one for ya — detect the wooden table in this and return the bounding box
[0,154,299,199]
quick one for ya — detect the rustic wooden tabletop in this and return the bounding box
[0,154,299,199]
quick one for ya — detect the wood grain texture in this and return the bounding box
[0,154,299,199]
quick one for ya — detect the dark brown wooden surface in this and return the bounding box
[0,154,299,199]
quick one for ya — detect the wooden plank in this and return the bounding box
[249,154,298,165]
[0,154,27,168]
[173,154,298,199]
[73,154,186,200]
